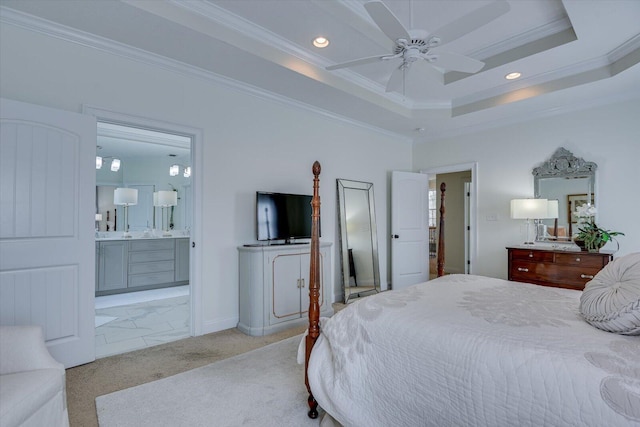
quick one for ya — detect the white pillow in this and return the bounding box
[579,252,640,335]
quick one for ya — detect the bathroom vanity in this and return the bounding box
[95,235,189,296]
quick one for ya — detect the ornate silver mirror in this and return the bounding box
[337,179,380,303]
[533,147,597,242]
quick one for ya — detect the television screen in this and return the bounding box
[256,192,314,242]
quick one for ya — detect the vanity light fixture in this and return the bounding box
[169,164,180,176]
[183,166,191,178]
[312,36,329,48]
[505,72,521,80]
[96,156,103,169]
[110,158,121,172]
[510,198,548,245]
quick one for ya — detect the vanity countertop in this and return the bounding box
[95,232,189,241]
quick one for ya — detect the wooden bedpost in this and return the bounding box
[305,160,321,419]
[437,182,446,277]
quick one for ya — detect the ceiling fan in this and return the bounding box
[326,1,511,92]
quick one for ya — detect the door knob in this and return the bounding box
[391,234,399,239]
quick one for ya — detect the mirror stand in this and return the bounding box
[336,179,381,303]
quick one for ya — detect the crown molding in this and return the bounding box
[0,6,411,144]
[416,88,640,144]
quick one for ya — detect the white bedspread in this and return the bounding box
[306,275,640,427]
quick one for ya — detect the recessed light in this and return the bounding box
[505,72,522,80]
[312,36,329,48]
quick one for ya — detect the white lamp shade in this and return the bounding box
[510,198,548,219]
[113,188,138,205]
[546,200,559,219]
[95,213,103,221]
[169,164,179,176]
[154,190,177,207]
[96,156,102,169]
[110,158,121,172]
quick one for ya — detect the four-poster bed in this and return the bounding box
[303,161,640,426]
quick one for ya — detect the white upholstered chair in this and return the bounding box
[0,326,69,427]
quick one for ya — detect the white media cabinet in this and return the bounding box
[237,242,333,336]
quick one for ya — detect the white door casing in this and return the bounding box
[0,98,96,368]
[391,171,429,290]
[423,162,478,276]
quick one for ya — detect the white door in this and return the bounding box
[0,98,96,368]
[391,171,429,290]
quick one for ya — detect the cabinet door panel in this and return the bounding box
[174,238,190,282]
[98,241,127,291]
[271,253,302,323]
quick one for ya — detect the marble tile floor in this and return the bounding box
[95,285,191,358]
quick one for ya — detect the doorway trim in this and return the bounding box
[420,162,478,275]
[83,105,204,336]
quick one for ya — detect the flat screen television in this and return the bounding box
[256,191,316,242]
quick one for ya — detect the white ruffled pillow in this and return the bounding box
[579,252,640,335]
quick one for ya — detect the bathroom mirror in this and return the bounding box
[337,179,380,303]
[533,147,597,242]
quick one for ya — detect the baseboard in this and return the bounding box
[200,316,239,335]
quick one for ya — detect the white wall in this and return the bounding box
[0,23,411,334]
[414,98,640,279]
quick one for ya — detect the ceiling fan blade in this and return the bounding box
[414,60,444,84]
[432,52,485,73]
[364,1,411,42]
[385,66,405,92]
[326,55,386,71]
[430,1,510,46]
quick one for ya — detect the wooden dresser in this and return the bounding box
[507,246,613,290]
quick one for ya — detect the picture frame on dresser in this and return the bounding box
[567,193,595,235]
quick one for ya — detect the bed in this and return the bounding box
[302,161,640,426]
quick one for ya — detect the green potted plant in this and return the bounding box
[573,205,624,252]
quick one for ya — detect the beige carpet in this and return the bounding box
[95,335,321,426]
[66,325,307,427]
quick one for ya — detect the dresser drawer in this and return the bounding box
[538,264,601,289]
[554,253,606,268]
[128,260,174,275]
[129,239,174,252]
[510,261,546,282]
[510,249,554,263]
[508,247,611,291]
[128,271,175,287]
[129,249,174,263]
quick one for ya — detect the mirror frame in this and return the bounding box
[533,147,597,242]
[337,179,380,303]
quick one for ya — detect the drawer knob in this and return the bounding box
[581,274,594,279]
[528,253,533,258]
[518,267,529,272]
[575,257,581,262]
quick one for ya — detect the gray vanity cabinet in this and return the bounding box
[174,238,190,282]
[96,237,189,296]
[96,240,128,292]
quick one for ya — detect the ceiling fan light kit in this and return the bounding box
[326,1,510,92]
